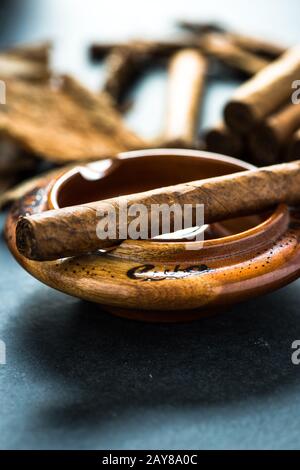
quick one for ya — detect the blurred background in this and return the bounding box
[0,0,299,139]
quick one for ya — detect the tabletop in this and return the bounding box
[0,0,300,450]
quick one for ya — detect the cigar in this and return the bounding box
[0,75,145,163]
[205,122,244,157]
[224,46,300,134]
[162,49,207,148]
[286,128,300,161]
[17,160,300,261]
[177,20,226,36]
[90,39,190,61]
[249,102,300,165]
[228,32,286,59]
[100,40,189,106]
[102,46,144,106]
[94,34,269,105]
[198,33,269,76]
[178,20,286,59]
[204,36,270,158]
[91,35,268,74]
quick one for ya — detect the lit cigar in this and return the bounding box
[249,102,300,165]
[205,122,244,157]
[286,128,300,161]
[224,46,300,133]
[162,49,208,147]
[17,160,300,261]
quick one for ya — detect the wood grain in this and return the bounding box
[0,75,145,163]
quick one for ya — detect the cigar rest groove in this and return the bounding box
[5,149,300,322]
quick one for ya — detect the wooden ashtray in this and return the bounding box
[5,149,300,322]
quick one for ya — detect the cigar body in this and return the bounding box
[103,47,145,105]
[178,20,286,58]
[249,102,300,165]
[101,40,193,106]
[205,122,244,157]
[91,39,190,62]
[224,46,300,133]
[93,34,268,98]
[17,160,300,261]
[199,33,269,76]
[163,49,207,147]
[227,32,286,59]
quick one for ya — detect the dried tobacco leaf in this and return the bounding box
[0,75,145,163]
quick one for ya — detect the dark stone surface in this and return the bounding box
[0,0,300,450]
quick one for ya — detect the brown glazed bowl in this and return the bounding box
[5,149,300,322]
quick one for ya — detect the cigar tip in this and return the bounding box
[16,216,37,260]
[224,100,256,134]
[249,125,279,166]
[205,127,243,157]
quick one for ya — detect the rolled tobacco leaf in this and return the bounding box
[249,102,300,165]
[224,46,300,133]
[205,122,244,158]
[162,49,208,148]
[16,160,300,261]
